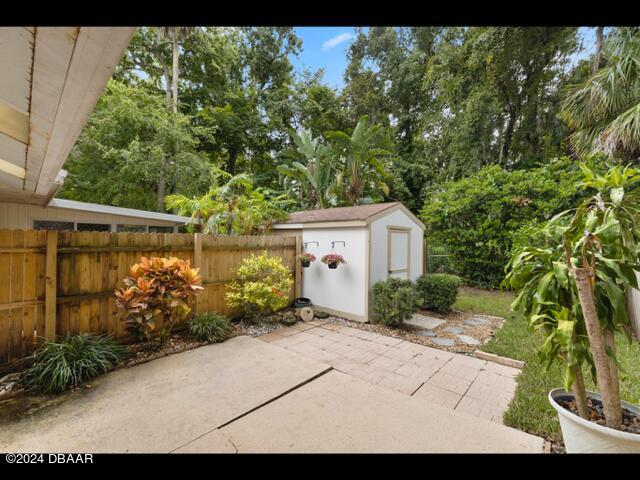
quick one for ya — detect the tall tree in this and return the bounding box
[59,81,210,211]
[560,27,640,162]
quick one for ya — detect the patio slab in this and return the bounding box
[405,313,446,330]
[261,322,522,425]
[201,370,543,453]
[0,336,330,453]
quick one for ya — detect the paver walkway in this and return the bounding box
[260,320,519,423]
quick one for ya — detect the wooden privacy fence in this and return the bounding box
[0,230,302,363]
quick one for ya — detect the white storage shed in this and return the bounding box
[272,202,425,322]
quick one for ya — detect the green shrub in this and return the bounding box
[371,278,421,326]
[226,252,294,319]
[188,313,232,343]
[20,334,127,394]
[416,273,462,313]
[420,158,606,288]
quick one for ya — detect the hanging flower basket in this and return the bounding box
[321,254,346,269]
[298,252,316,268]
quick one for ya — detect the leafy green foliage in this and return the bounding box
[20,334,127,394]
[166,170,292,235]
[416,274,462,313]
[188,313,232,343]
[326,116,392,205]
[370,278,421,326]
[420,159,598,287]
[59,80,211,212]
[226,253,293,319]
[277,128,336,209]
[115,257,204,347]
[503,163,640,393]
[560,27,640,161]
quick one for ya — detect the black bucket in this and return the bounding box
[293,297,312,308]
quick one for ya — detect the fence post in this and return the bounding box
[45,230,58,341]
[294,235,302,299]
[193,233,203,313]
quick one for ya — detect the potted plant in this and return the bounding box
[321,253,346,269]
[298,252,316,268]
[504,164,640,453]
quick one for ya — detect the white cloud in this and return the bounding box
[322,32,354,52]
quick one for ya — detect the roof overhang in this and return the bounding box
[0,27,135,205]
[48,198,192,224]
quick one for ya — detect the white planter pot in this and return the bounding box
[549,388,640,453]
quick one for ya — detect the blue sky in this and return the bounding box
[292,27,358,90]
[291,27,598,91]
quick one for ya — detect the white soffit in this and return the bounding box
[0,26,135,203]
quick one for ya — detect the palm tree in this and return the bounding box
[560,27,640,161]
[157,27,196,113]
[326,116,391,205]
[277,129,335,209]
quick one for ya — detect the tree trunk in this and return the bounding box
[592,27,604,76]
[500,110,515,165]
[571,364,590,420]
[171,32,179,114]
[572,267,622,429]
[227,147,238,176]
[157,160,166,212]
[163,67,172,111]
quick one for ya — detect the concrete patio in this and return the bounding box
[1,329,542,453]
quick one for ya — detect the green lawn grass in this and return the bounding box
[455,286,640,442]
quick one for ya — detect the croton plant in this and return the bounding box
[115,256,204,346]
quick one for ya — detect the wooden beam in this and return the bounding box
[44,230,57,340]
[294,234,302,299]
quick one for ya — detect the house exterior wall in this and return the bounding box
[0,202,181,231]
[369,209,424,286]
[300,227,368,322]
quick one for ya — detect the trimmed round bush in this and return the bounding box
[226,252,293,319]
[20,334,127,394]
[371,278,421,326]
[416,273,462,313]
[188,313,232,343]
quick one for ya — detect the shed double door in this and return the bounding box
[387,227,411,279]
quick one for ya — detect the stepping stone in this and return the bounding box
[406,314,445,330]
[469,316,489,325]
[457,334,481,346]
[415,330,437,337]
[432,337,455,347]
[443,326,463,335]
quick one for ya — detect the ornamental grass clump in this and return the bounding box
[226,252,293,320]
[20,334,127,394]
[115,256,204,347]
[188,313,232,343]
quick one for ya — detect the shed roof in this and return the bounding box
[282,202,398,224]
[274,202,425,230]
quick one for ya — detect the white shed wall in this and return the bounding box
[369,209,424,285]
[301,227,368,321]
[0,202,180,230]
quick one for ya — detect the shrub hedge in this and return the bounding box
[416,273,462,313]
[371,278,421,326]
[419,158,605,288]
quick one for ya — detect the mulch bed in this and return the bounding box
[322,310,505,355]
[560,397,640,435]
